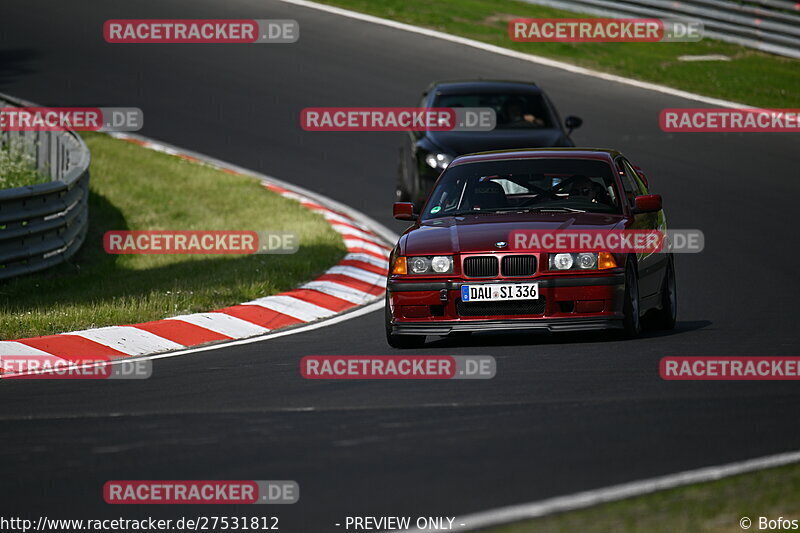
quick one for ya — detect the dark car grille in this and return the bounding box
[501,255,536,277]
[457,297,546,317]
[463,256,498,277]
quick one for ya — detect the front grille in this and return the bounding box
[457,297,546,317]
[463,256,498,278]
[501,255,536,276]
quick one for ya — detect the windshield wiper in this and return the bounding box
[449,209,481,216]
[526,207,586,213]
[448,206,587,216]
[490,207,587,214]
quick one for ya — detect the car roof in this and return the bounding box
[426,79,542,96]
[450,148,622,166]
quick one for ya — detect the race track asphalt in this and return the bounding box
[1,0,799,530]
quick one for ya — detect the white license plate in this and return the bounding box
[461,283,539,302]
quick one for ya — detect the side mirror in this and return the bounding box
[565,115,583,134]
[634,194,662,213]
[393,202,416,221]
[633,166,649,188]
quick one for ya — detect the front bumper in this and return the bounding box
[387,273,625,335]
[390,317,622,335]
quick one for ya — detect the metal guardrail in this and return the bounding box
[521,0,800,58]
[0,93,90,280]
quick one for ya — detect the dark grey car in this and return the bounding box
[397,80,583,207]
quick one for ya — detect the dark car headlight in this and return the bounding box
[424,153,453,170]
[549,252,617,271]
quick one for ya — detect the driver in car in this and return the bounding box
[566,175,614,207]
[501,97,545,128]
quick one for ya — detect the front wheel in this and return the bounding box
[385,294,425,348]
[622,262,642,338]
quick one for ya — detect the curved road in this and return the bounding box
[1,0,799,530]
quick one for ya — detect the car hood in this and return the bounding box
[428,129,568,155]
[402,212,626,255]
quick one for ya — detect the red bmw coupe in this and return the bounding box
[385,148,677,348]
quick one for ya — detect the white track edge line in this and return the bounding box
[278,0,751,109]
[391,449,800,532]
[143,300,385,362]
[10,300,385,378]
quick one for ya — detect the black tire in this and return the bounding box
[651,256,677,330]
[385,294,426,348]
[622,261,642,338]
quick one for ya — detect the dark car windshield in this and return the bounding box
[421,158,622,220]
[434,92,554,129]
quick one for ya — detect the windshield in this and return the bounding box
[421,158,622,220]
[434,92,554,129]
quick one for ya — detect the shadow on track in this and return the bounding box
[424,320,712,348]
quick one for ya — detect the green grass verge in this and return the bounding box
[0,143,49,189]
[486,461,800,532]
[313,0,799,108]
[0,132,346,339]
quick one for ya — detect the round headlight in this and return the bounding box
[577,252,597,269]
[409,256,431,274]
[552,253,574,270]
[431,256,452,273]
